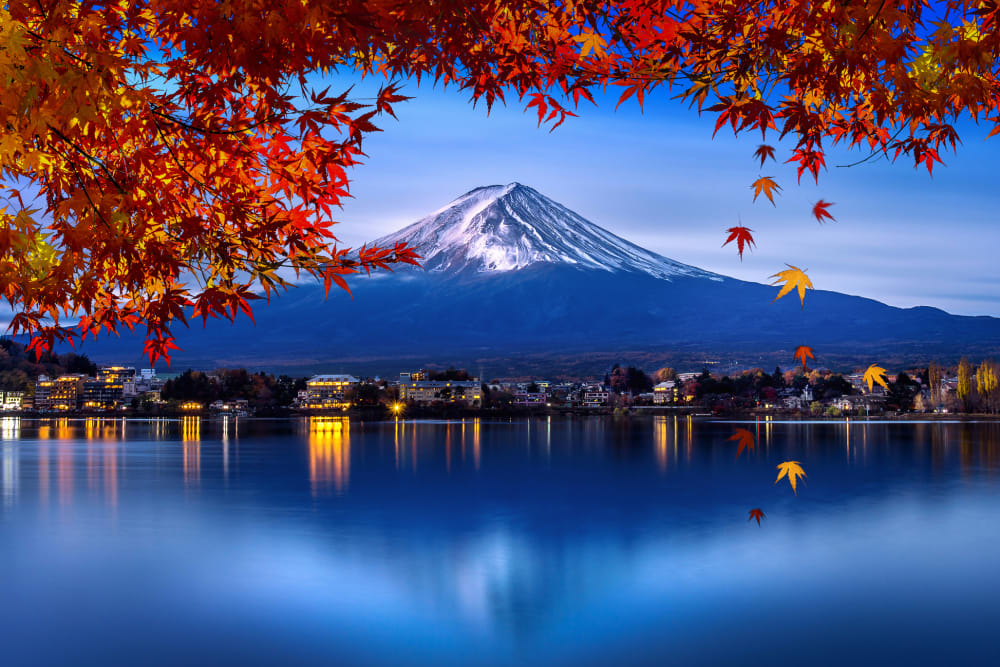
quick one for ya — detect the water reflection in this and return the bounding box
[1,417,19,508]
[308,416,350,495]
[2,440,16,508]
[654,416,668,474]
[1,416,19,440]
[57,438,73,507]
[183,416,201,486]
[473,417,481,470]
[1,418,1000,664]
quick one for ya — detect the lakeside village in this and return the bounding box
[0,339,995,417]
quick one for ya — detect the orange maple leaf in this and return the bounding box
[573,31,607,58]
[728,427,756,459]
[812,200,836,223]
[751,176,781,205]
[775,461,806,494]
[753,144,775,167]
[770,264,813,307]
[748,508,765,525]
[793,345,815,370]
[722,226,755,260]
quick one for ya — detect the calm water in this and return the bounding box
[1,415,1000,665]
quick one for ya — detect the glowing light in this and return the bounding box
[308,416,350,495]
[182,416,201,485]
[654,415,668,474]
[473,417,481,470]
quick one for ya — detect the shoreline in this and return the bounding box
[5,408,1000,422]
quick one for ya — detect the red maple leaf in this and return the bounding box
[793,345,815,370]
[748,508,766,525]
[722,226,755,260]
[812,200,836,223]
[753,144,775,167]
[728,427,756,459]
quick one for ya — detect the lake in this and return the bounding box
[1,415,999,665]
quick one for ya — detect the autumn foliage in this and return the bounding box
[4,1,1000,362]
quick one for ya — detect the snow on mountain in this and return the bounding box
[369,183,721,281]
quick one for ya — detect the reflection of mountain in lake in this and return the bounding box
[3,419,1000,664]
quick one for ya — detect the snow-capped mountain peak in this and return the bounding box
[369,183,720,280]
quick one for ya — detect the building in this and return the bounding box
[209,399,250,415]
[0,391,23,411]
[99,366,137,395]
[653,381,677,405]
[779,386,813,410]
[583,387,609,407]
[401,379,482,406]
[34,374,86,411]
[830,394,886,413]
[81,366,138,410]
[513,391,546,406]
[82,379,122,410]
[303,374,360,410]
[399,370,429,383]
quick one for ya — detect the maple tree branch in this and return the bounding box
[835,127,906,168]
[856,0,889,43]
[56,154,113,236]
[32,0,49,22]
[150,115,217,197]
[47,125,127,194]
[21,27,96,72]
[149,106,278,136]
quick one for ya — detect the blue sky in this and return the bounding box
[323,76,1000,317]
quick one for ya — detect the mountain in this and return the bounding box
[370,183,716,280]
[77,183,1000,375]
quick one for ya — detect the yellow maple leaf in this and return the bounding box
[751,176,781,205]
[770,264,813,307]
[863,363,889,392]
[775,461,806,494]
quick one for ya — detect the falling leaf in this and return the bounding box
[863,363,889,392]
[722,226,755,260]
[770,264,813,307]
[728,427,756,459]
[793,345,815,370]
[812,200,836,223]
[753,144,775,167]
[751,176,781,205]
[775,461,806,494]
[748,508,766,525]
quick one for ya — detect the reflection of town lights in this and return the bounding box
[311,417,346,432]
[1,416,19,439]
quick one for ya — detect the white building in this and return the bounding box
[0,391,23,411]
[303,374,360,410]
[653,381,676,405]
[583,388,609,407]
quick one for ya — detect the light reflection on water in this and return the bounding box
[1,416,1000,665]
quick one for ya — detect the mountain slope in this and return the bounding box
[75,184,1000,374]
[371,183,718,280]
